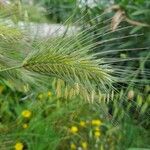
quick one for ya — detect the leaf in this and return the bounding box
[136,95,143,107]
[131,9,150,16]
[130,26,143,34]
[140,102,149,114]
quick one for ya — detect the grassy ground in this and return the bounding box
[0,82,149,150]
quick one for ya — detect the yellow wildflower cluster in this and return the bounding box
[38,91,52,100]
[70,143,76,149]
[91,119,102,126]
[79,121,86,127]
[81,141,88,149]
[21,110,32,118]
[70,126,78,134]
[14,142,24,150]
[70,141,88,150]
[68,119,104,150]
[94,131,101,138]
[91,119,102,138]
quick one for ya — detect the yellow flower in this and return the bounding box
[70,126,78,134]
[22,123,28,129]
[47,91,52,97]
[94,131,101,138]
[80,121,86,127]
[21,110,32,118]
[14,142,24,150]
[81,142,88,149]
[70,143,76,149]
[91,119,102,126]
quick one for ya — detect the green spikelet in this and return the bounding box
[22,45,114,95]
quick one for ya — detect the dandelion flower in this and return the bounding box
[22,123,28,129]
[14,142,24,150]
[70,143,76,149]
[94,131,101,138]
[80,121,86,127]
[21,110,32,118]
[81,142,88,149]
[91,119,102,126]
[70,126,78,134]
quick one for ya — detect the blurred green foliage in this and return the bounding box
[0,82,149,149]
[35,0,77,23]
[0,0,48,23]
